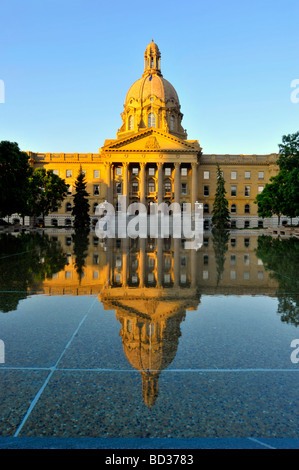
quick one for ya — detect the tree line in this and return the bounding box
[211,132,299,228]
[0,140,90,228]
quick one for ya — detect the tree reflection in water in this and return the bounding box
[255,235,299,326]
[72,228,90,283]
[0,232,67,313]
[211,226,230,286]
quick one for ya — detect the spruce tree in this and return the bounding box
[211,164,230,229]
[72,167,91,231]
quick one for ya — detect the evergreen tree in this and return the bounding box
[72,167,91,231]
[211,164,230,228]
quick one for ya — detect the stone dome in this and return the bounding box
[124,74,180,108]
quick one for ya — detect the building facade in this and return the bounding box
[24,40,285,229]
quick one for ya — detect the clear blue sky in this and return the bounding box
[0,0,298,155]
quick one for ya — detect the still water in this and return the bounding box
[0,229,298,443]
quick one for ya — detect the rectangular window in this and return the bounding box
[231,171,237,180]
[181,183,187,195]
[181,167,188,176]
[204,185,209,196]
[165,167,171,176]
[244,238,250,247]
[258,186,264,193]
[53,169,59,175]
[245,171,251,179]
[148,167,155,176]
[245,186,250,197]
[231,186,237,196]
[230,270,236,280]
[115,255,122,268]
[116,167,122,176]
[66,170,72,178]
[93,185,100,196]
[203,171,210,179]
[116,182,122,194]
[230,255,236,266]
[258,171,264,179]
[94,170,100,178]
[180,274,187,284]
[244,254,250,266]
[132,167,139,176]
[148,180,155,192]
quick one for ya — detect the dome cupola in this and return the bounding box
[143,39,162,76]
[117,41,187,140]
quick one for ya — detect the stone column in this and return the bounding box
[139,237,146,287]
[122,237,129,287]
[105,163,112,204]
[174,237,180,287]
[191,249,197,288]
[174,162,181,206]
[157,237,163,287]
[122,162,129,210]
[191,162,198,210]
[140,162,146,206]
[157,162,163,206]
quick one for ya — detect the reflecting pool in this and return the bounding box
[0,230,298,447]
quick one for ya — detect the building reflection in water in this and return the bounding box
[29,230,282,407]
[3,230,293,406]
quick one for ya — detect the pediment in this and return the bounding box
[101,129,200,153]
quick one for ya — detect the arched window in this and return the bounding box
[128,115,134,130]
[231,204,237,213]
[244,204,250,214]
[148,113,156,128]
[203,203,209,213]
[51,218,58,227]
[66,202,72,212]
[93,203,98,214]
[148,179,155,193]
[170,115,175,131]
